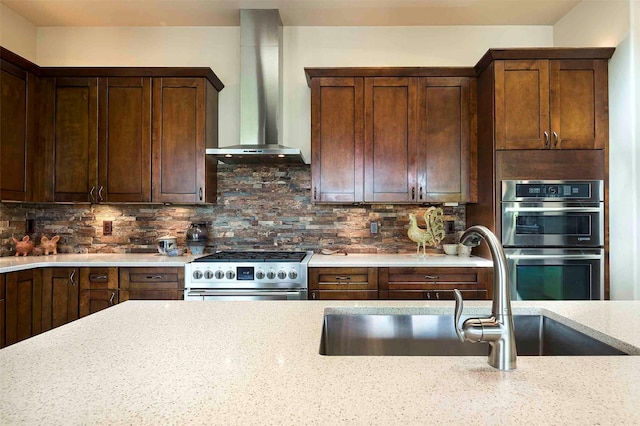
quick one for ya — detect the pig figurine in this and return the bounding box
[11,235,34,257]
[40,235,60,256]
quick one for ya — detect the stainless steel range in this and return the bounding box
[184,251,313,300]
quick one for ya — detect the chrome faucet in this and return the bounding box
[453,225,517,371]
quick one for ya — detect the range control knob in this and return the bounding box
[226,270,236,280]
[267,270,276,280]
[255,270,265,279]
[204,270,214,280]
[215,270,225,279]
[288,270,298,280]
[192,270,203,280]
[277,270,287,280]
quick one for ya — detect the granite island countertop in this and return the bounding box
[0,253,202,273]
[2,299,640,425]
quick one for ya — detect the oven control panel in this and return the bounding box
[186,262,304,284]
[502,180,603,202]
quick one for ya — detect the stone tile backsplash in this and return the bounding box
[0,165,466,256]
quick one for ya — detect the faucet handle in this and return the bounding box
[453,289,465,342]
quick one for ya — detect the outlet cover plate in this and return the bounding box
[103,221,112,235]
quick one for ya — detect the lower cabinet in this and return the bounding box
[79,267,119,317]
[378,267,490,300]
[119,267,184,301]
[3,269,42,347]
[309,268,378,300]
[1,274,6,348]
[41,268,80,331]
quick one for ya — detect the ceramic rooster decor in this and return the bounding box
[407,207,446,256]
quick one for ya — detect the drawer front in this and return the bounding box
[386,289,486,300]
[309,290,378,300]
[310,268,377,291]
[388,267,479,284]
[120,289,184,301]
[79,289,118,317]
[80,267,118,290]
[120,268,184,290]
[129,272,179,283]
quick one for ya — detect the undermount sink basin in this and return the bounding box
[320,313,627,356]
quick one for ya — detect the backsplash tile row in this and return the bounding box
[0,165,466,256]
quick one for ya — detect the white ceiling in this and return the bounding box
[1,0,582,27]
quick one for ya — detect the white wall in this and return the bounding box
[554,0,639,300]
[36,25,553,164]
[0,3,37,61]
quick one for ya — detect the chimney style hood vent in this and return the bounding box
[207,9,305,164]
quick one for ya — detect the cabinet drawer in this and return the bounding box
[309,268,377,291]
[387,267,479,284]
[80,267,118,290]
[309,290,378,300]
[120,289,184,301]
[386,289,486,300]
[119,268,184,290]
[79,289,118,317]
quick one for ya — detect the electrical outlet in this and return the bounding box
[103,221,113,235]
[370,221,379,235]
[445,221,455,233]
[26,219,35,234]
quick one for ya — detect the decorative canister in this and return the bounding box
[186,222,208,255]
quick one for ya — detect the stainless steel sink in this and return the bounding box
[320,314,627,356]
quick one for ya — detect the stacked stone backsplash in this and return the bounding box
[0,165,466,256]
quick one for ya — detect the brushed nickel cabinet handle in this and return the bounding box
[90,275,108,280]
[199,187,203,201]
[419,186,423,200]
[109,292,115,305]
[312,292,316,300]
[313,187,317,200]
[412,187,415,200]
[335,276,351,280]
[544,131,550,148]
[98,186,104,201]
[147,275,162,279]
[69,270,76,286]
[426,292,431,300]
[436,292,440,300]
[553,131,559,147]
[89,186,96,202]
[425,275,439,280]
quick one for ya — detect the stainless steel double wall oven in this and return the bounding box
[501,180,604,300]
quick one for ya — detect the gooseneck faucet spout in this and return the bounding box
[453,225,517,371]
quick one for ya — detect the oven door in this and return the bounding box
[185,289,307,301]
[504,248,603,301]
[502,202,603,247]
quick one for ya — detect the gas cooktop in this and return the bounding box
[192,251,309,263]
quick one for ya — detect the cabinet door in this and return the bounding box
[1,274,5,348]
[53,77,98,202]
[494,60,550,150]
[1,60,35,201]
[4,269,42,346]
[152,78,206,203]
[98,77,152,202]
[41,268,80,330]
[79,267,118,317]
[311,77,364,203]
[417,77,473,202]
[364,77,417,202]
[550,59,608,150]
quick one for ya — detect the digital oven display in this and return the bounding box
[515,183,591,199]
[237,266,254,280]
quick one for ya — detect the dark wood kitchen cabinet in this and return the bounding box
[79,267,119,317]
[493,58,609,151]
[309,267,378,300]
[378,267,490,300]
[0,274,5,348]
[0,48,38,202]
[3,269,43,347]
[152,77,219,203]
[306,68,477,204]
[40,268,80,331]
[119,267,184,301]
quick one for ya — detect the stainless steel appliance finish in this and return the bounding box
[320,314,626,356]
[206,10,305,164]
[501,180,604,248]
[501,180,605,301]
[505,248,604,301]
[453,225,517,370]
[184,251,313,301]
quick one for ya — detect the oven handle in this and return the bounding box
[187,290,302,297]
[504,206,602,213]
[506,254,602,260]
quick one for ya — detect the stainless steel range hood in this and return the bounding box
[207,9,305,164]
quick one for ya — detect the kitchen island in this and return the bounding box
[2,299,640,425]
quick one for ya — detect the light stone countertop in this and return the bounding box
[0,253,202,273]
[2,299,640,425]
[309,252,493,267]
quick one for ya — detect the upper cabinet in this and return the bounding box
[0,48,38,202]
[38,67,223,204]
[306,68,477,204]
[484,50,612,151]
